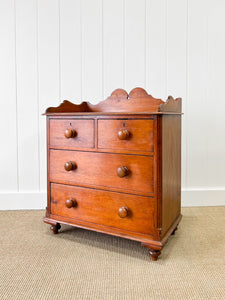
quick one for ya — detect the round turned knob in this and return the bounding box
[117,166,129,178]
[64,161,77,171]
[65,198,77,208]
[118,129,130,140]
[64,129,76,138]
[118,206,129,218]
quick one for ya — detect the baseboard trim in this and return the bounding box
[0,192,46,210]
[181,188,225,207]
[0,189,225,210]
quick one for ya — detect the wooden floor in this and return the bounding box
[0,207,225,300]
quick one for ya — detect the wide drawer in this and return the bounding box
[98,119,154,152]
[49,119,94,150]
[50,149,154,196]
[51,183,154,235]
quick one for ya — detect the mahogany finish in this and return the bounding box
[118,129,130,140]
[148,249,161,261]
[50,149,154,196]
[50,119,94,150]
[44,88,182,114]
[118,207,129,218]
[43,87,182,261]
[50,223,61,234]
[64,128,76,138]
[98,119,154,153]
[65,198,77,208]
[50,183,155,235]
[117,166,129,178]
[64,161,77,171]
[160,115,181,236]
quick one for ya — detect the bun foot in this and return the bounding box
[50,223,61,234]
[141,243,162,261]
[172,226,178,235]
[148,249,161,261]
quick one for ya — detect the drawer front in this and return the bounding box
[49,119,94,149]
[51,183,154,235]
[98,119,154,152]
[50,149,154,196]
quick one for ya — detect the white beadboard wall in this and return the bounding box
[0,0,225,209]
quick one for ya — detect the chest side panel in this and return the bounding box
[161,115,181,236]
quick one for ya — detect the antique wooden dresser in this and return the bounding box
[43,87,182,261]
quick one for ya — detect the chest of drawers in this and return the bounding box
[43,87,182,261]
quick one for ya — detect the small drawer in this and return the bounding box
[50,149,154,196]
[98,119,154,153]
[49,119,94,150]
[50,183,154,235]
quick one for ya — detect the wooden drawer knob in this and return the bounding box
[118,206,129,218]
[65,198,77,208]
[118,129,130,140]
[64,161,77,171]
[117,166,129,178]
[64,129,76,138]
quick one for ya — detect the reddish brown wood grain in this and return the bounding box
[159,96,182,113]
[50,183,155,235]
[44,87,181,114]
[49,149,154,196]
[160,115,181,237]
[97,119,154,152]
[88,89,163,113]
[49,119,94,150]
[46,117,51,217]
[44,87,182,261]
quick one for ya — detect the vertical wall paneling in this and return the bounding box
[186,0,209,188]
[146,0,167,100]
[15,0,39,191]
[103,0,124,98]
[81,0,103,102]
[206,0,225,187]
[38,0,60,191]
[1,0,225,208]
[124,0,146,92]
[166,0,187,188]
[0,0,18,191]
[166,0,187,97]
[60,0,82,102]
